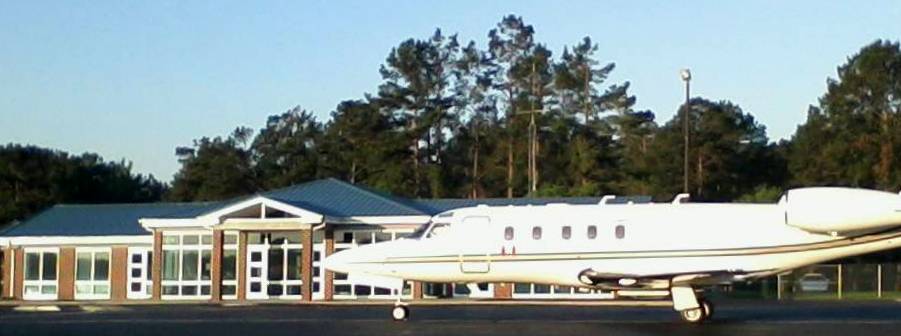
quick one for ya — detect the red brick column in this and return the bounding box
[151,231,163,300]
[237,231,247,301]
[493,282,513,299]
[13,248,23,300]
[411,281,423,300]
[301,229,313,302]
[210,230,223,302]
[1,247,13,299]
[323,227,334,301]
[110,246,128,301]
[58,247,75,301]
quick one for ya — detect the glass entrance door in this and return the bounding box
[245,232,303,300]
[246,245,267,299]
[126,247,152,299]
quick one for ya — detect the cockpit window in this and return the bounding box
[409,222,432,239]
[408,221,452,240]
[428,223,451,238]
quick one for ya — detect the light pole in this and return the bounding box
[680,68,691,194]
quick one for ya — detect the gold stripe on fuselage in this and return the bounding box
[367,228,901,265]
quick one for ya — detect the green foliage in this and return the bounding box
[152,20,895,207]
[647,98,777,201]
[736,185,783,203]
[789,40,901,191]
[0,144,165,228]
[166,128,257,201]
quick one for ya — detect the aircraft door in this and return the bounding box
[459,216,491,273]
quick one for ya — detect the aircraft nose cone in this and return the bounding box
[322,249,354,274]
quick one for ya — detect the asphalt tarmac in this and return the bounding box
[1,300,900,336]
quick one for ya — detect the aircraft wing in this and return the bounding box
[577,268,768,290]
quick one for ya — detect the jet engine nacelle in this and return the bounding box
[783,187,901,234]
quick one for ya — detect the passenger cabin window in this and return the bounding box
[615,225,626,239]
[587,225,597,239]
[532,226,542,240]
[561,226,571,240]
[504,227,514,240]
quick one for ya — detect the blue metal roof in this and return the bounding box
[415,195,652,214]
[1,202,217,237]
[415,197,608,214]
[263,178,431,217]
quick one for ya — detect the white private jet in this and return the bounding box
[323,187,901,323]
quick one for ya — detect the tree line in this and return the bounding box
[0,144,165,226]
[2,15,900,228]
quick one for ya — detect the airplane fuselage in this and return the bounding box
[323,187,901,322]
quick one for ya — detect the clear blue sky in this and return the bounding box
[1,1,899,182]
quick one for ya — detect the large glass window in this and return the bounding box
[23,249,58,300]
[74,248,110,299]
[221,232,238,299]
[162,232,212,299]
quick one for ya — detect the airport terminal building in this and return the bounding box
[0,178,616,302]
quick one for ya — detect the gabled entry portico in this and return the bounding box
[141,195,324,302]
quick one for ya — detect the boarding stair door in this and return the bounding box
[459,216,491,273]
[246,244,268,299]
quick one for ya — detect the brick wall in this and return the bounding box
[13,248,23,300]
[1,248,11,299]
[58,247,75,300]
[110,246,128,301]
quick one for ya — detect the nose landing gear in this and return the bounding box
[672,285,714,323]
[391,304,410,321]
[678,299,713,323]
[391,283,410,321]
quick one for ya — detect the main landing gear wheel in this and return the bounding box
[701,299,714,320]
[678,299,713,324]
[391,305,409,321]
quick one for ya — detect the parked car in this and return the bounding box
[798,273,830,292]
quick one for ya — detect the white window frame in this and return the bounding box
[332,229,412,300]
[126,246,153,299]
[74,247,112,300]
[245,232,303,300]
[312,230,324,300]
[161,231,213,300]
[23,247,59,300]
[221,231,239,300]
[513,283,615,299]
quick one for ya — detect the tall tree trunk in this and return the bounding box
[696,154,704,197]
[471,138,480,199]
[411,117,421,196]
[878,110,892,190]
[350,160,357,184]
[507,134,514,198]
[532,130,541,191]
[506,88,516,198]
[583,64,591,123]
